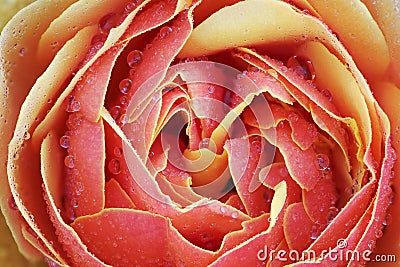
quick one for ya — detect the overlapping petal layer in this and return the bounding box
[0,0,398,266]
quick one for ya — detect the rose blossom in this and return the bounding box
[0,0,399,266]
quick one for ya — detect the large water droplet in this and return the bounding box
[127,50,143,68]
[99,13,117,34]
[119,78,132,94]
[59,135,70,148]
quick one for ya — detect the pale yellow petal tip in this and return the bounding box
[0,0,36,31]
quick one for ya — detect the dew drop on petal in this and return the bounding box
[66,95,81,113]
[19,48,25,56]
[71,198,78,208]
[66,113,83,130]
[158,26,172,39]
[108,158,121,174]
[120,96,127,105]
[316,154,330,170]
[109,106,121,120]
[231,212,239,219]
[117,114,128,126]
[251,139,262,154]
[114,147,123,157]
[98,13,117,34]
[375,229,383,238]
[23,132,30,140]
[59,135,70,149]
[8,195,18,210]
[383,214,392,226]
[64,155,75,169]
[310,225,318,240]
[288,112,299,122]
[127,50,143,68]
[119,78,132,94]
[220,206,227,213]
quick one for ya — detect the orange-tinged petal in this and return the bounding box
[226,137,275,217]
[283,202,317,252]
[105,179,136,209]
[304,0,390,81]
[302,178,337,224]
[41,132,108,266]
[71,208,215,266]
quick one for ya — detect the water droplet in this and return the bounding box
[64,155,75,168]
[12,153,19,160]
[99,13,117,34]
[109,106,121,120]
[251,139,262,154]
[375,229,383,238]
[288,112,299,122]
[59,135,70,148]
[8,195,18,210]
[19,48,25,56]
[321,89,333,101]
[207,86,215,94]
[287,56,315,80]
[120,96,127,106]
[327,207,339,223]
[117,114,128,126]
[199,138,210,149]
[114,147,123,157]
[231,212,239,219]
[383,214,392,226]
[119,78,132,94]
[65,95,81,113]
[108,158,121,174]
[159,26,173,39]
[71,198,78,208]
[220,206,227,213]
[316,154,330,170]
[310,225,318,240]
[66,113,83,130]
[127,50,143,68]
[23,132,30,140]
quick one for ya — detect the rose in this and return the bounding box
[0,0,399,266]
